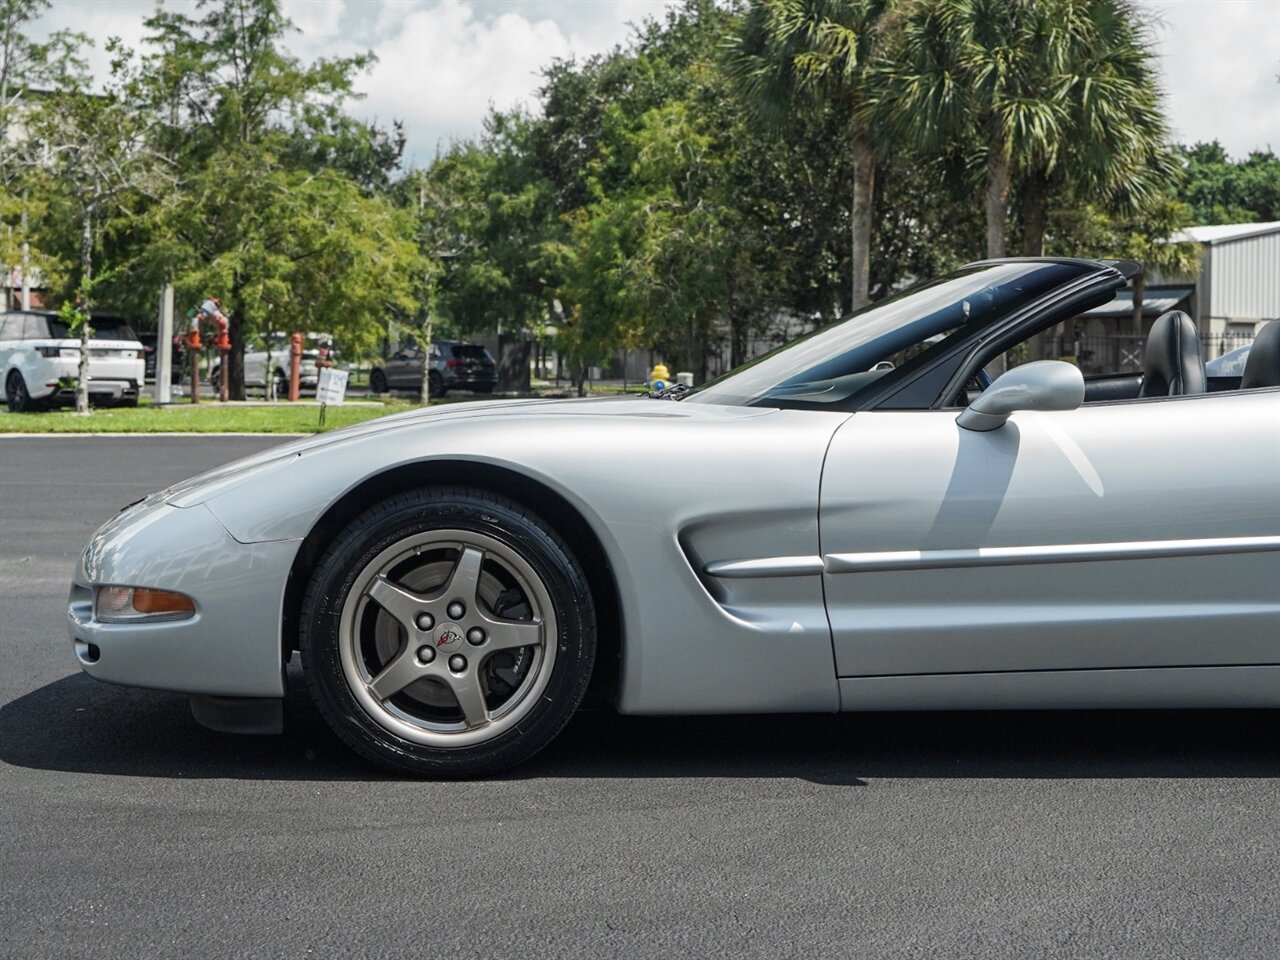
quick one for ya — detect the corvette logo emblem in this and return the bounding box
[437,628,463,648]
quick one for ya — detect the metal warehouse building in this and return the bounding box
[1173,221,1280,348]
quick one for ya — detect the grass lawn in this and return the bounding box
[0,397,420,434]
[0,382,654,434]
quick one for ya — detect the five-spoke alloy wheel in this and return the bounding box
[301,487,596,776]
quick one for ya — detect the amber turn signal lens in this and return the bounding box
[95,585,196,622]
[132,588,196,615]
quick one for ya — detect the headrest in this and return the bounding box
[1140,311,1205,397]
[1240,320,1280,389]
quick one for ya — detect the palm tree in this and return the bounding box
[1019,0,1175,257]
[726,0,894,311]
[878,0,1074,259]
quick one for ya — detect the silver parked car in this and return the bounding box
[211,333,336,394]
[67,259,1280,776]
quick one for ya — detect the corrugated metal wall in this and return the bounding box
[1209,231,1280,321]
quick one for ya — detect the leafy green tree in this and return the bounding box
[0,0,87,159]
[872,146,983,288]
[0,0,88,310]
[19,41,171,413]
[136,0,416,399]
[563,100,731,384]
[1050,190,1199,333]
[1175,142,1280,225]
[420,113,560,340]
[414,111,562,392]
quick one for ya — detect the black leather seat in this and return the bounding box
[1138,310,1206,397]
[1240,320,1280,389]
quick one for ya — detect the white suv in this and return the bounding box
[1,311,145,412]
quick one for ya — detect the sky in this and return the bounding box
[27,0,1280,169]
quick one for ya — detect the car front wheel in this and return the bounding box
[300,487,596,777]
[369,368,387,395]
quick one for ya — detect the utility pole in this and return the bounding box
[155,284,173,403]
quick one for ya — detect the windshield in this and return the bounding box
[686,261,1092,409]
[1205,343,1251,377]
[46,318,137,341]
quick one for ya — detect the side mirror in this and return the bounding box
[957,360,1084,432]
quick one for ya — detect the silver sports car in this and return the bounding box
[68,258,1280,776]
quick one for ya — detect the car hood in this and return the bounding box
[160,396,773,506]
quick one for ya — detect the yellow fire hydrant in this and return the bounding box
[647,363,672,393]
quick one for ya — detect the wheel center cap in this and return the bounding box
[435,623,464,648]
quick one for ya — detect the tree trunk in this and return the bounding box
[418,315,433,405]
[1021,168,1050,360]
[850,129,876,311]
[697,318,709,384]
[75,204,94,416]
[228,276,246,400]
[1020,167,1048,257]
[730,304,748,370]
[496,334,532,393]
[984,144,1012,260]
[981,144,1013,375]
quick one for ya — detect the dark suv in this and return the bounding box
[370,340,497,397]
[137,333,190,384]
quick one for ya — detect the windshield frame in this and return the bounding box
[684,259,1119,412]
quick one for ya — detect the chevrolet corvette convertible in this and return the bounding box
[69,258,1280,776]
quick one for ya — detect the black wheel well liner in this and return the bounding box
[281,460,622,705]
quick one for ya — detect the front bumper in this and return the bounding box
[68,499,298,698]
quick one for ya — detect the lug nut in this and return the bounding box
[415,612,434,631]
[447,601,466,620]
[416,645,436,664]
[466,627,485,646]
[448,654,467,672]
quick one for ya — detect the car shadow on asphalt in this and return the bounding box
[2,670,1277,784]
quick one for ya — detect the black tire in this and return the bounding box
[428,370,446,399]
[274,369,288,398]
[300,487,596,777]
[6,371,33,413]
[369,368,387,396]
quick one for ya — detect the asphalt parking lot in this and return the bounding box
[1,435,1277,959]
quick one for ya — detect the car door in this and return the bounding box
[819,390,1280,684]
[384,346,416,388]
